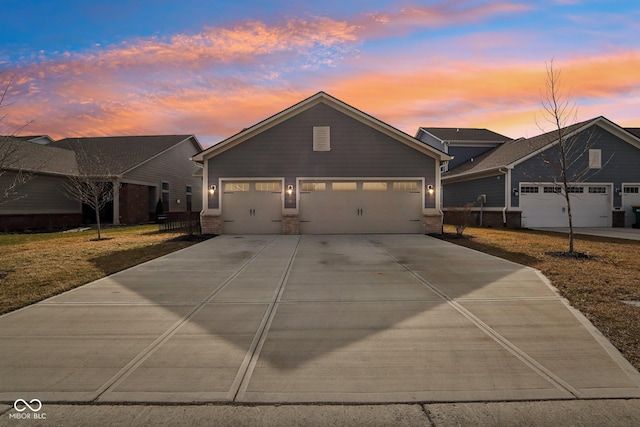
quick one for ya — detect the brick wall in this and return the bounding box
[443,210,522,229]
[201,214,222,235]
[612,210,625,228]
[282,214,299,235]
[120,183,150,224]
[0,213,84,231]
[423,213,443,234]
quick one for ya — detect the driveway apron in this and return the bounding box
[1,234,639,403]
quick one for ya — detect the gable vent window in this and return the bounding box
[313,126,331,151]
[589,149,602,169]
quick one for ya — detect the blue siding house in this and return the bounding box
[192,92,451,235]
[439,117,640,228]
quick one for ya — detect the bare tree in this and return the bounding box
[63,144,119,240]
[537,59,609,254]
[0,75,35,204]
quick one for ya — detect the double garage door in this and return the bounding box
[520,183,611,228]
[221,179,424,234]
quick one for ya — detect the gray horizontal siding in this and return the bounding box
[512,125,640,208]
[124,138,202,212]
[448,146,497,169]
[0,172,81,214]
[208,103,437,209]
[443,174,505,208]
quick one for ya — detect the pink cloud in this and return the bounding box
[1,6,638,146]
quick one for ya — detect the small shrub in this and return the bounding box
[447,203,474,236]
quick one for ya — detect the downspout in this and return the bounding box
[499,167,509,227]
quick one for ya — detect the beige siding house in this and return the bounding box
[1,135,203,231]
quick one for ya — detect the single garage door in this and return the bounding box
[221,181,283,234]
[520,183,611,228]
[299,180,423,234]
[622,185,640,227]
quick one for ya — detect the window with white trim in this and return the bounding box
[588,186,607,194]
[624,187,640,194]
[392,181,419,191]
[567,186,584,193]
[256,181,281,192]
[589,149,602,169]
[301,182,326,192]
[224,182,250,192]
[313,126,330,151]
[363,182,388,191]
[520,186,539,194]
[543,186,561,193]
[161,181,170,211]
[332,182,357,191]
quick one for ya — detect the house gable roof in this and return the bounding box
[442,117,640,181]
[417,127,511,145]
[51,135,202,176]
[0,137,78,176]
[192,91,451,162]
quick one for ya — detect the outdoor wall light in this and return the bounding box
[287,184,294,196]
[427,185,434,195]
[513,188,519,196]
[616,188,621,194]
[209,184,216,195]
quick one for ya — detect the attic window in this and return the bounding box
[313,126,330,151]
[589,149,602,169]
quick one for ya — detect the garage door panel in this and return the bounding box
[299,180,423,234]
[222,181,282,234]
[622,186,640,227]
[520,184,610,228]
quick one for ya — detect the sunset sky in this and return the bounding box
[1,0,639,147]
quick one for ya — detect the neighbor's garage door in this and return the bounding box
[622,185,640,227]
[520,183,611,228]
[299,180,423,234]
[221,181,282,234]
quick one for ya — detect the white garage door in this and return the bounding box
[299,180,423,234]
[622,185,640,227]
[520,184,611,228]
[221,181,283,234]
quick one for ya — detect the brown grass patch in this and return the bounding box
[440,225,640,370]
[0,225,212,315]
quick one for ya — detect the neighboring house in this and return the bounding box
[192,92,451,235]
[440,117,640,228]
[50,135,203,226]
[416,127,512,171]
[1,135,203,231]
[0,137,82,230]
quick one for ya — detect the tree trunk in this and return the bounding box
[565,192,574,253]
[94,194,101,240]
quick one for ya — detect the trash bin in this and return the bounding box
[633,205,640,229]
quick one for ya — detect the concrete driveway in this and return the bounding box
[1,234,639,404]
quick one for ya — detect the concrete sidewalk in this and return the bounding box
[1,234,639,408]
[2,400,640,426]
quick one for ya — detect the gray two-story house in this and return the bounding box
[192,92,451,235]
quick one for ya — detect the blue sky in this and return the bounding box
[1,1,639,146]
